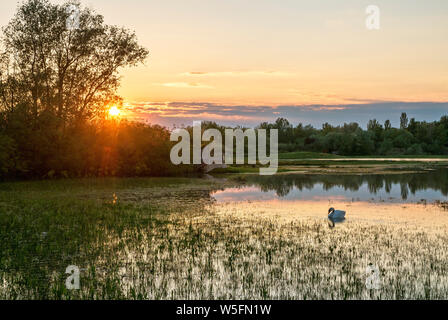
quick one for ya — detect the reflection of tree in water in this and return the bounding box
[385,181,392,193]
[244,169,448,200]
[369,175,385,195]
[400,182,409,200]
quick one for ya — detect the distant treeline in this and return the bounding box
[1,111,447,179]
[198,113,448,156]
[258,114,448,155]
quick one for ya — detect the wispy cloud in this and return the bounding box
[287,89,389,105]
[160,82,214,89]
[180,71,292,77]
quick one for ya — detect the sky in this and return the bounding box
[1,0,447,128]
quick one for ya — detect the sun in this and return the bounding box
[108,106,121,117]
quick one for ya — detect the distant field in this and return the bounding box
[278,151,448,160]
[211,152,448,174]
[278,152,341,159]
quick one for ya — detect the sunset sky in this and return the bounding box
[1,0,447,127]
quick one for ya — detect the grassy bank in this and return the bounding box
[278,151,448,160]
[211,152,448,174]
[278,152,341,159]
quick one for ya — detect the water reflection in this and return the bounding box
[327,218,337,229]
[213,169,448,203]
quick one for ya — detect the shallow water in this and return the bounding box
[2,172,448,299]
[213,169,448,203]
[211,169,448,232]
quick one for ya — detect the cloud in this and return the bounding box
[123,101,448,129]
[160,82,213,89]
[287,89,389,105]
[180,71,291,77]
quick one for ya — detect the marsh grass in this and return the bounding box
[1,177,447,299]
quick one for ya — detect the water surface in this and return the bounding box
[213,169,448,203]
[211,169,448,230]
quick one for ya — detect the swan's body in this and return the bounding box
[328,207,346,221]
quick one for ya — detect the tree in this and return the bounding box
[367,119,382,131]
[440,116,448,130]
[342,122,359,133]
[367,119,383,152]
[384,119,391,131]
[0,0,150,178]
[393,130,414,150]
[273,118,293,143]
[322,122,333,135]
[400,112,408,130]
[0,0,148,123]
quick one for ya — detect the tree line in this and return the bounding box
[258,113,448,156]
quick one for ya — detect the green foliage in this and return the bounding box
[0,134,21,176]
[268,114,448,157]
[400,112,409,129]
[0,0,191,179]
[0,0,148,122]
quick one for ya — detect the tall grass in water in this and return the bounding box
[0,178,447,299]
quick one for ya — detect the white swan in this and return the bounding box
[328,207,346,220]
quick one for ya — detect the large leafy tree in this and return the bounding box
[0,0,148,123]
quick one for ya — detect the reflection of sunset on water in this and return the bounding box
[210,172,448,233]
[209,200,448,233]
